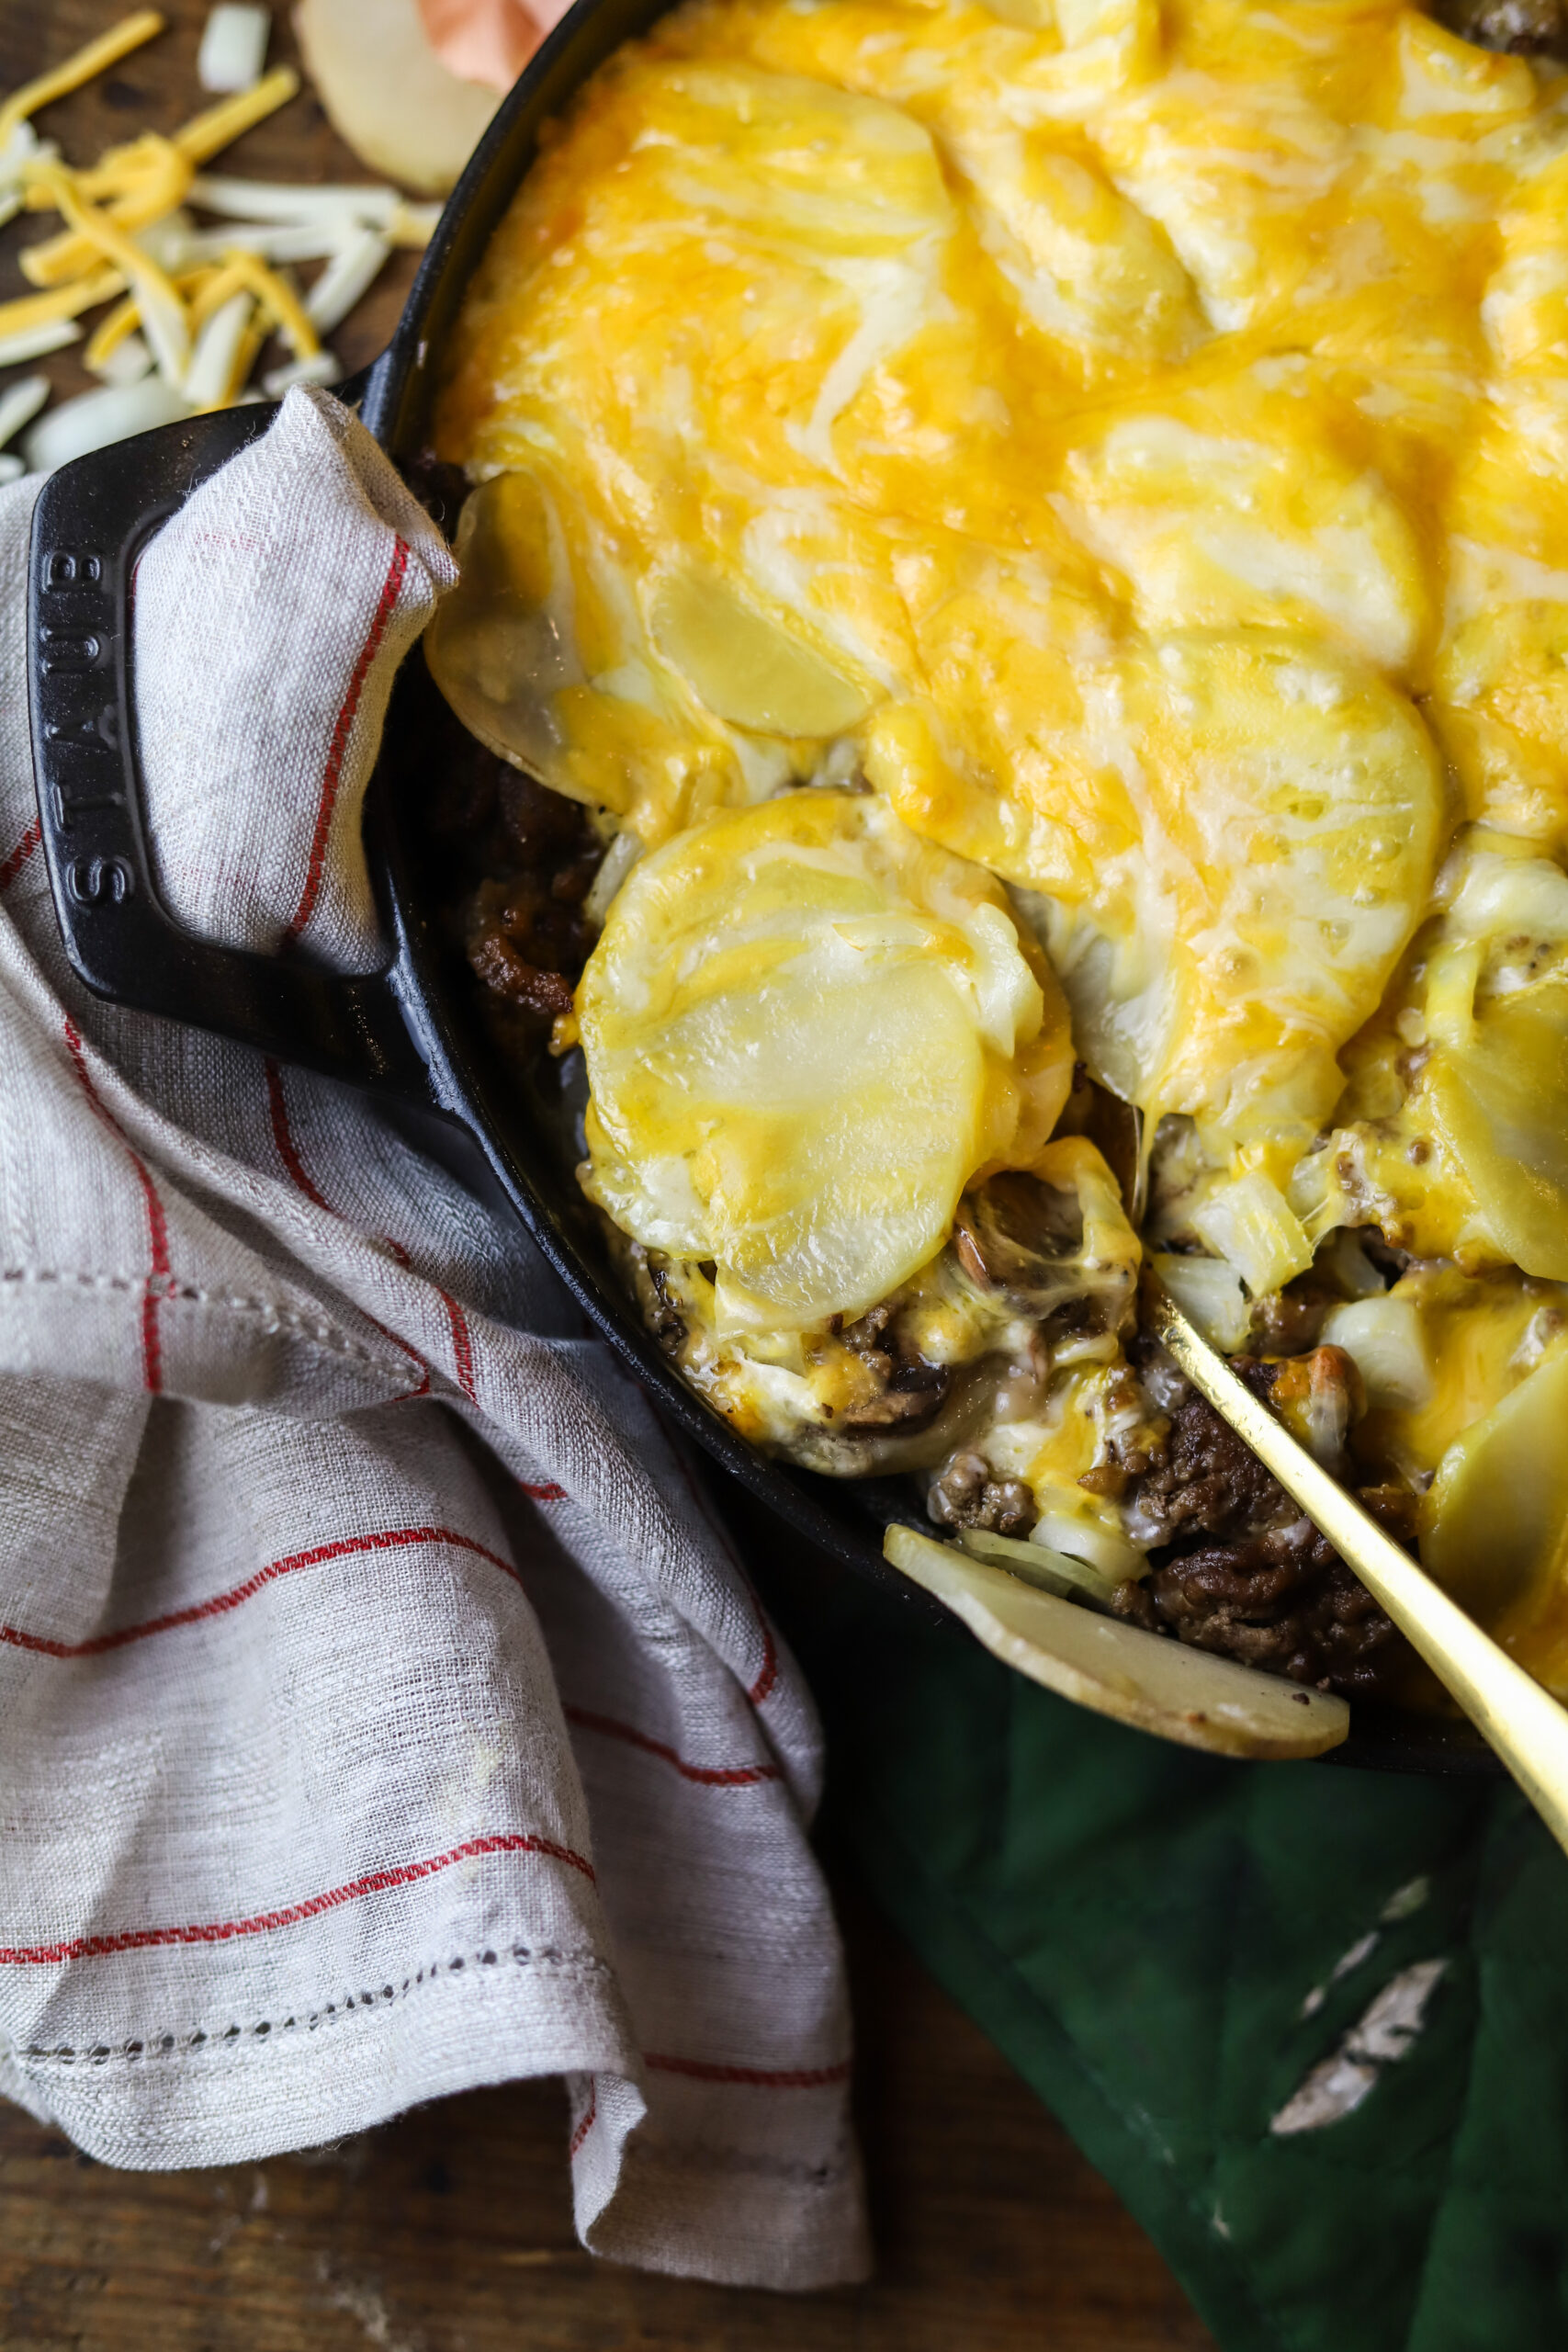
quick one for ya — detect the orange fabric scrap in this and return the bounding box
[415,0,573,93]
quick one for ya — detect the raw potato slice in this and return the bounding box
[886,1525,1349,1758]
[577,793,1071,1330]
[1423,1345,1568,1632]
[295,0,500,194]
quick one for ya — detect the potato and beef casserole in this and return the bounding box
[422,0,1568,1702]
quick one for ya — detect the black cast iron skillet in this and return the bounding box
[24,0,1497,1774]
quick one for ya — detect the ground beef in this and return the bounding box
[468,930,575,1017]
[928,1450,1038,1537]
[1437,0,1568,52]
[846,1363,959,1430]
[1119,1374,1414,1699]
[1131,1375,1297,1546]
[429,749,605,1065]
[1113,1528,1404,1697]
[1247,1281,1332,1357]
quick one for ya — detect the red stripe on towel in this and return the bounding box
[0,816,39,893]
[263,1057,432,1398]
[441,1288,478,1401]
[285,532,409,943]
[563,1704,781,1789]
[265,1056,333,1213]
[0,1832,594,1964]
[0,1523,519,1657]
[62,1015,170,1393]
[644,2053,852,2088]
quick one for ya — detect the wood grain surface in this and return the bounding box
[0,6,1214,2344]
[0,1879,1214,2352]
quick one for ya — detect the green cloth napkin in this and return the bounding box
[758,1544,1568,2352]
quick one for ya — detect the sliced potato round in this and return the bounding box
[423,471,583,789]
[949,630,1446,1170]
[1115,631,1445,1156]
[578,794,1069,1329]
[886,1523,1349,1758]
[649,569,874,739]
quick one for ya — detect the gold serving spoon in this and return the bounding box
[1145,1276,1568,1857]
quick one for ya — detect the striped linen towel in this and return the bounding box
[0,388,869,2290]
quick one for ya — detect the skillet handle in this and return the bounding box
[27,401,439,1108]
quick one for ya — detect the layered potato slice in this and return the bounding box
[576,793,1073,1334]
[432,57,977,845]
[870,627,1445,1180]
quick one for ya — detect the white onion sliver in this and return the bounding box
[0,455,23,486]
[389,201,442,244]
[261,350,342,397]
[197,2,271,92]
[132,209,198,274]
[92,332,154,387]
[0,320,81,368]
[584,829,644,928]
[0,375,51,453]
[132,271,193,390]
[184,290,254,408]
[191,173,400,226]
[0,123,41,185]
[305,228,389,333]
[183,220,350,265]
[24,377,194,476]
[1031,1506,1145,1583]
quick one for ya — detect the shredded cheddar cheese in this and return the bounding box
[0,21,434,445]
[0,11,164,159]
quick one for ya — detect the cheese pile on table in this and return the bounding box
[0,9,439,470]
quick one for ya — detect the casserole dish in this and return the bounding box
[22,0,1507,1771]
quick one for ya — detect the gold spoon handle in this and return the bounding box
[1146,1279,1568,1852]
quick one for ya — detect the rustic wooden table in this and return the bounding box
[0,6,1215,2344]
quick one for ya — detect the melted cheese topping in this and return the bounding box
[621,1130,1140,1466]
[577,792,1073,1329]
[433,0,1568,1182]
